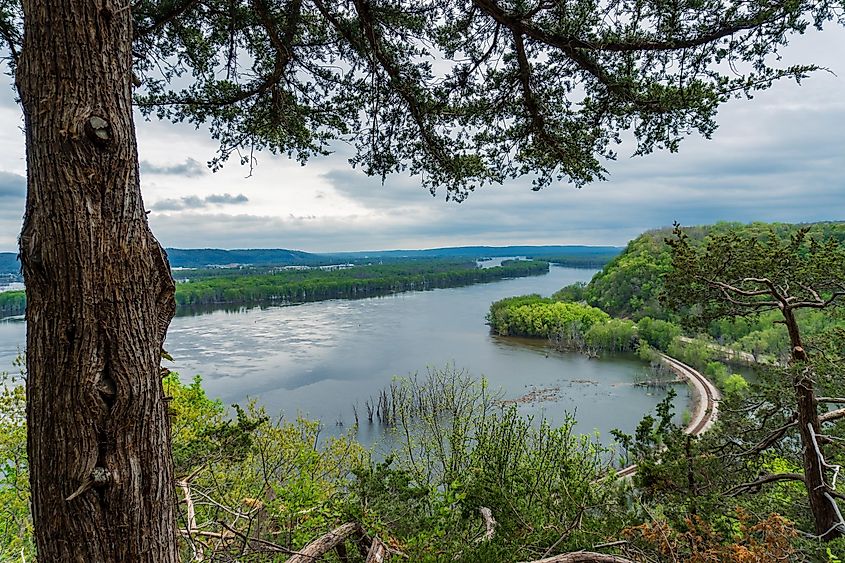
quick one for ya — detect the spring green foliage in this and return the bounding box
[0,290,25,318]
[660,224,845,548]
[0,368,368,560]
[4,360,841,559]
[700,361,749,397]
[0,364,627,560]
[564,221,845,360]
[586,229,672,320]
[664,224,845,330]
[636,317,682,350]
[635,340,658,363]
[478,221,845,555]
[7,221,845,558]
[585,318,637,352]
[722,373,749,396]
[551,281,587,302]
[163,373,269,475]
[586,221,845,319]
[355,367,623,560]
[486,295,609,339]
[667,336,715,368]
[163,372,370,557]
[488,295,678,354]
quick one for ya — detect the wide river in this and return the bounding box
[0,265,686,444]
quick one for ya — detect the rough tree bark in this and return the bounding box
[16,0,178,559]
[784,308,842,538]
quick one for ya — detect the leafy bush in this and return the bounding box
[551,281,587,302]
[722,373,749,396]
[357,368,621,560]
[667,336,715,370]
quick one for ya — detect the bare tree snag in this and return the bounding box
[477,506,497,542]
[16,0,178,559]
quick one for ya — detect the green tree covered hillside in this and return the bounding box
[586,221,845,320]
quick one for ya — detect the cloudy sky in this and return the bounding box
[0,27,843,253]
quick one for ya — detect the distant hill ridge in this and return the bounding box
[0,245,622,275]
[0,253,20,281]
[333,245,621,259]
[165,248,318,268]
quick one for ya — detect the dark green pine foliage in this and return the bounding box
[661,223,845,542]
[30,0,831,199]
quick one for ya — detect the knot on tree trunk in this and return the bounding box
[84,115,113,148]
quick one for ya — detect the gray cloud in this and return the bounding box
[304,71,845,252]
[140,157,206,177]
[205,193,249,205]
[0,171,25,201]
[0,171,25,250]
[152,193,249,211]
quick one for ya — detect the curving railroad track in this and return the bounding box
[614,354,721,479]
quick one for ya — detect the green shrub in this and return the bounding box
[722,373,749,396]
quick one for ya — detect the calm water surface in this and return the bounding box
[0,266,686,442]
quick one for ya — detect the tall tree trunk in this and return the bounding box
[16,0,179,560]
[784,308,842,539]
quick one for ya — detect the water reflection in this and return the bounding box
[0,267,686,445]
[163,266,685,443]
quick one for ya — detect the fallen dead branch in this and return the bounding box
[520,553,635,563]
[286,523,364,563]
[366,536,388,563]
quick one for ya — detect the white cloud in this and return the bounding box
[140,158,206,177]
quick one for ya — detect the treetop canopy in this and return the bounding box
[4,0,841,199]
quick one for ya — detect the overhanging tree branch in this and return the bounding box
[472,0,789,53]
[350,0,451,171]
[727,473,806,497]
[512,31,569,164]
[134,0,203,40]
